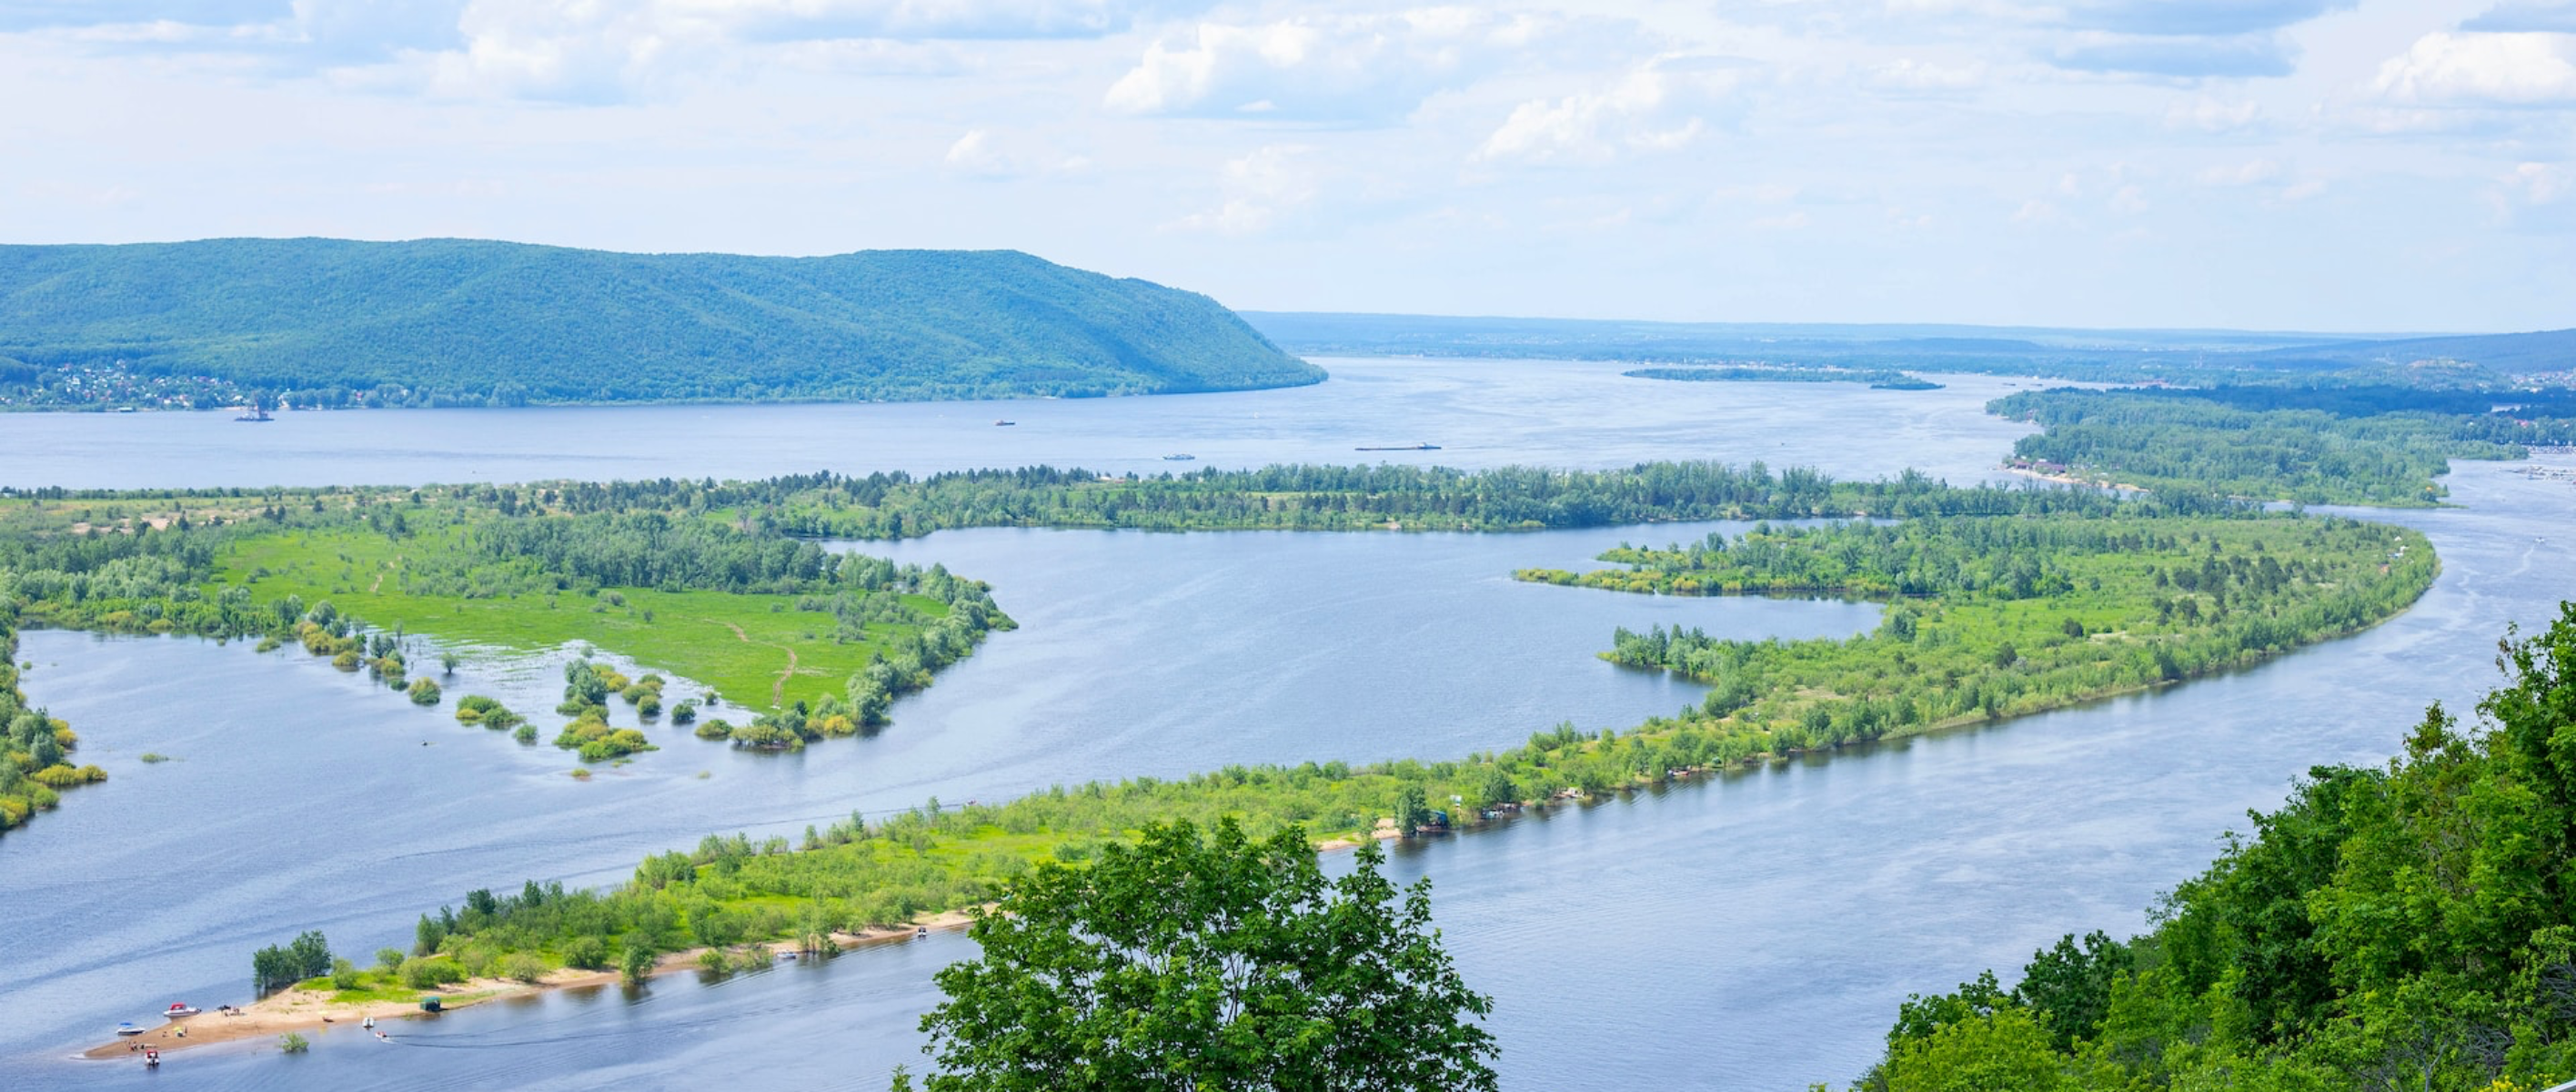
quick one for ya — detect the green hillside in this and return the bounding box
[0,239,1320,409]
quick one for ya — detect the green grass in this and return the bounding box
[209,526,946,709]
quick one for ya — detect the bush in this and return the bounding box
[562,935,609,970]
[330,956,362,990]
[278,1031,309,1054]
[397,956,468,989]
[502,952,548,984]
[695,718,732,741]
[407,678,442,706]
[376,947,408,974]
[513,723,538,744]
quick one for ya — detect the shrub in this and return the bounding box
[376,947,408,975]
[398,956,468,989]
[278,1031,309,1054]
[695,718,732,741]
[407,678,442,706]
[331,651,361,671]
[330,957,362,990]
[562,935,609,970]
[502,953,548,984]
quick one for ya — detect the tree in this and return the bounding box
[915,817,1497,1092]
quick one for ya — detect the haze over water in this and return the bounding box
[3,359,2570,1089]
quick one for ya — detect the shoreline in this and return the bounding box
[77,910,977,1062]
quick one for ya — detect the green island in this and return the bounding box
[39,470,2415,993]
[1516,513,2431,745]
[0,239,1320,410]
[1625,365,1942,390]
[0,484,1016,832]
[1996,385,2576,507]
[1854,605,2576,1092]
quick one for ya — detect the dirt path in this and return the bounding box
[710,620,800,708]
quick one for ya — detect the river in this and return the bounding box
[1,359,2569,1089]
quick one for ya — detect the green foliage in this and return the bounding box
[1855,602,2576,1092]
[397,956,468,989]
[251,931,333,992]
[0,239,1321,410]
[277,1031,308,1054]
[1993,387,2576,506]
[1535,514,2434,755]
[406,677,442,705]
[916,819,1497,1092]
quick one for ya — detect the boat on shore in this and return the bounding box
[163,1003,201,1017]
[115,1023,143,1036]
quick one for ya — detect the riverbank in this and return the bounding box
[77,909,976,1061]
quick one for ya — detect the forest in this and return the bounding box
[1855,605,2576,1092]
[0,239,1320,410]
[248,487,2436,990]
[1994,387,2576,506]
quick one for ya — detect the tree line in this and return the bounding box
[1854,603,2576,1092]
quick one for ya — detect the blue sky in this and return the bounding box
[3,0,2571,331]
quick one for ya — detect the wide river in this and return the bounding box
[1,358,2570,1089]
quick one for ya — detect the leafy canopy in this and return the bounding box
[913,817,1497,1092]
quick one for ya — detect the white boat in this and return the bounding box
[164,1003,202,1017]
[115,1022,145,1036]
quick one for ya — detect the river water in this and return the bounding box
[1,359,2570,1089]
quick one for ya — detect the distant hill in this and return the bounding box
[2249,329,2576,374]
[1242,311,2576,383]
[0,239,1321,409]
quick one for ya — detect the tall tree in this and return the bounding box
[914,818,1497,1091]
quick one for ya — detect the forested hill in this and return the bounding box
[0,239,1322,409]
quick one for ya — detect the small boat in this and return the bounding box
[993,420,1016,427]
[234,407,272,422]
[144,1048,160,1067]
[1162,454,1196,461]
[115,1022,145,1036]
[164,1003,202,1017]
[1353,442,1441,451]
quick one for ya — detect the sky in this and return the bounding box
[1,0,2571,332]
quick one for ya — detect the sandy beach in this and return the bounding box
[80,910,978,1061]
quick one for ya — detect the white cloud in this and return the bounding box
[1870,57,1986,92]
[2164,96,2260,132]
[1171,144,1317,235]
[2501,161,2571,204]
[2279,178,2327,202]
[285,0,1192,100]
[943,128,1090,177]
[1475,59,1746,165]
[2372,32,2576,106]
[1103,8,1570,123]
[2195,158,2280,186]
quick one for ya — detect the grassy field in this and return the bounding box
[206,525,947,710]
